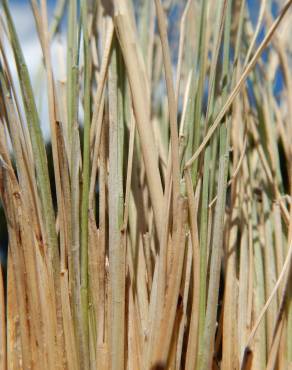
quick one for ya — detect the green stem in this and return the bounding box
[80,1,91,368]
[2,0,58,269]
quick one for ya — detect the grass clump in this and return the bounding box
[0,0,292,369]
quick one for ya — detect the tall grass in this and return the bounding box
[0,0,292,369]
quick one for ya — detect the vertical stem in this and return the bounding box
[67,0,78,150]
[108,38,126,370]
[80,1,91,368]
[197,146,210,359]
[67,1,83,363]
[2,0,58,272]
[0,264,6,370]
[200,124,229,370]
[251,202,266,370]
[154,0,180,200]
[114,11,164,234]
